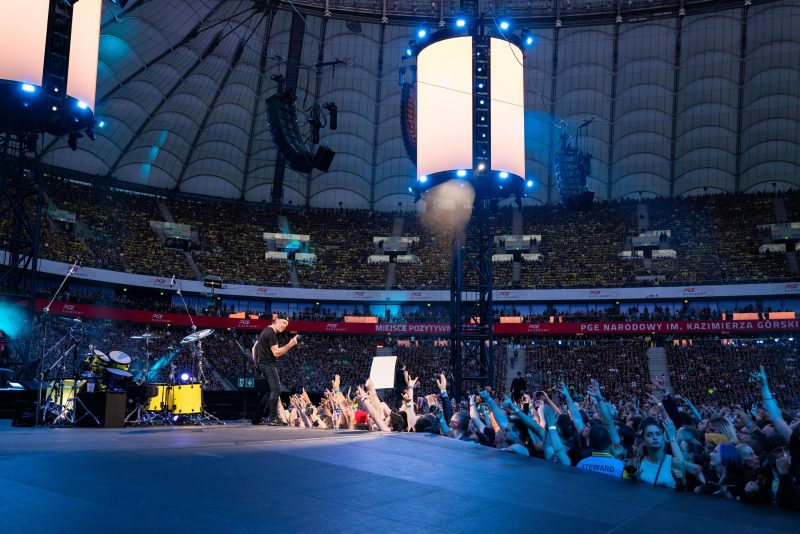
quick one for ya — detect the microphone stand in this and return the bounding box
[36,256,80,427]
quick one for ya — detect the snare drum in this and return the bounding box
[107,351,131,371]
[103,367,133,391]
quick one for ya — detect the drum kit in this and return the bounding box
[39,318,222,427]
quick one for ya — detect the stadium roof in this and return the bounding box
[40,0,800,208]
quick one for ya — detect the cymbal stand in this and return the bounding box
[35,256,80,426]
[125,336,157,425]
[192,340,222,425]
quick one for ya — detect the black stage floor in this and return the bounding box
[1,421,797,533]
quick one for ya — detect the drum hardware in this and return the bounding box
[124,332,160,425]
[36,254,81,427]
[182,334,222,425]
[42,333,100,427]
[107,350,132,371]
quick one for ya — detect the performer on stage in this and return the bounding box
[251,314,299,426]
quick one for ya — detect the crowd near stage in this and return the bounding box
[1,421,798,533]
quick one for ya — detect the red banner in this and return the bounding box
[36,301,800,336]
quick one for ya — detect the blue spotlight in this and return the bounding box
[408,186,413,193]
[499,20,510,30]
[478,83,484,89]
[97,120,106,128]
[526,179,534,188]
[456,18,466,28]
[526,35,535,46]
[406,48,412,56]
[499,171,509,179]
[77,101,88,110]
[418,175,428,183]
[456,170,467,178]
[20,83,36,93]
[180,372,190,383]
[417,28,427,38]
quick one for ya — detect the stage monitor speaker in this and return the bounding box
[75,392,126,428]
[266,93,314,173]
[312,145,335,172]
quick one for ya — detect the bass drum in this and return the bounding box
[146,384,170,412]
[169,384,202,415]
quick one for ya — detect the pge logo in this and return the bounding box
[785,283,800,293]
[151,313,168,323]
[62,304,76,312]
[498,291,511,297]
[325,323,344,332]
[527,324,541,332]
[409,291,423,298]
[590,290,601,295]
[256,287,269,293]
[237,319,252,328]
[683,287,696,294]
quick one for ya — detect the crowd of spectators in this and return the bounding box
[667,341,800,409]
[31,177,799,290]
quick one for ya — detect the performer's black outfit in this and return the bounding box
[252,325,284,425]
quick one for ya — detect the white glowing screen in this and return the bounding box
[0,0,50,86]
[416,37,473,179]
[0,0,101,112]
[490,38,526,179]
[67,0,102,112]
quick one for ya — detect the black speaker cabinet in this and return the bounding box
[75,392,126,428]
[312,145,336,172]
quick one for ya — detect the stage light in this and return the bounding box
[525,35,535,46]
[21,83,35,93]
[526,179,534,187]
[77,100,88,110]
[406,48,413,56]
[417,28,427,38]
[97,120,106,128]
[408,187,413,193]
[456,170,467,177]
[418,175,428,183]
[499,20,510,30]
[180,372,190,382]
[499,171,509,179]
[456,18,466,28]
[477,163,486,171]
[479,99,485,105]
[52,106,58,112]
[478,83,484,89]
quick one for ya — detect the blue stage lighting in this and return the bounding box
[418,175,428,183]
[478,83,484,89]
[77,101,88,110]
[456,18,466,28]
[406,48,412,56]
[97,120,106,128]
[408,187,413,193]
[417,29,427,38]
[456,170,467,178]
[526,179,534,188]
[180,372,190,382]
[526,35,535,46]
[499,172,509,179]
[21,83,36,93]
[499,20,510,30]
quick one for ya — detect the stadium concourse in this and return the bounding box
[3,0,800,532]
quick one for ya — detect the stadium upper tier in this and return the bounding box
[24,176,800,290]
[33,0,800,208]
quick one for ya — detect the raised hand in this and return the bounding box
[356,385,368,400]
[365,378,376,393]
[502,393,515,411]
[436,373,447,392]
[544,406,558,428]
[478,390,491,402]
[332,374,341,391]
[559,381,569,397]
[664,418,677,442]
[749,365,768,388]
[406,374,419,388]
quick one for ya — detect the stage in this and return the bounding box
[0,422,797,533]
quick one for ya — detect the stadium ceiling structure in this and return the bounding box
[39,0,800,209]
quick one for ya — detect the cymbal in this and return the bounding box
[181,328,215,344]
[131,333,162,340]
